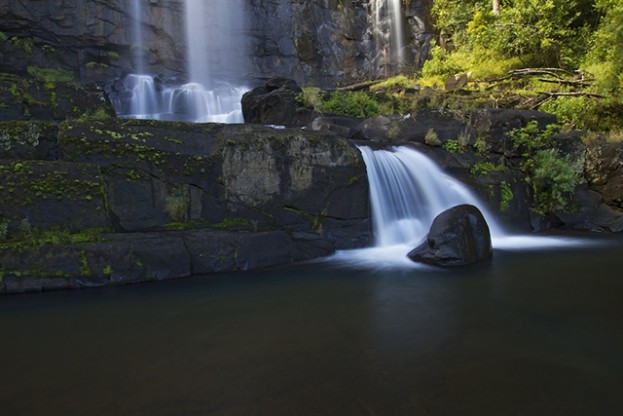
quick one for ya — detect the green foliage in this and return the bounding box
[525,149,583,214]
[471,161,507,176]
[432,0,596,68]
[583,0,623,98]
[509,122,582,214]
[421,44,466,84]
[297,87,323,110]
[424,128,441,146]
[370,74,414,91]
[443,139,465,153]
[318,91,380,118]
[499,181,514,212]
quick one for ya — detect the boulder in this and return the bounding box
[351,111,471,145]
[241,78,317,126]
[408,204,492,267]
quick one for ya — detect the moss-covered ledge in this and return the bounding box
[0,228,333,294]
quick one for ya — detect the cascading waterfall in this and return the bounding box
[372,0,407,73]
[359,146,504,247]
[332,145,584,268]
[118,0,249,123]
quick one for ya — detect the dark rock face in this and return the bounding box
[0,229,335,294]
[467,109,558,156]
[0,73,112,122]
[0,116,370,293]
[0,0,434,88]
[408,204,492,267]
[241,78,317,126]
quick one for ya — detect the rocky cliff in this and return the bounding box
[0,117,370,293]
[0,0,434,89]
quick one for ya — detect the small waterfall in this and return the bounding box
[372,0,407,74]
[359,146,504,248]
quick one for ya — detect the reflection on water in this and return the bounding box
[1,236,622,415]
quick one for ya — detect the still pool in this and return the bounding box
[1,235,622,415]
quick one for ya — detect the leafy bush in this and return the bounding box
[297,87,323,110]
[509,122,582,214]
[525,149,582,214]
[319,91,380,118]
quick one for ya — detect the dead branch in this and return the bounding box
[538,91,604,98]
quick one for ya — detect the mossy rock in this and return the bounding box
[0,160,109,232]
[0,120,58,160]
[0,71,114,121]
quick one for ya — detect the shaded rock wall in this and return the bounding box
[0,116,370,293]
[0,0,434,88]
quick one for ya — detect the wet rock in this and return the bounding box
[408,204,492,267]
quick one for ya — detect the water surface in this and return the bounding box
[1,236,622,415]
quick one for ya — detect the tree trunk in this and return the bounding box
[492,0,500,15]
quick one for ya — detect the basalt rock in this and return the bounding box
[242,78,317,126]
[408,204,492,267]
[1,1,435,89]
[0,229,335,294]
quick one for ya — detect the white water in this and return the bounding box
[360,146,504,247]
[332,146,590,268]
[131,0,144,75]
[118,0,249,123]
[372,0,406,73]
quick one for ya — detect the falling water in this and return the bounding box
[331,146,586,268]
[131,0,145,75]
[117,0,249,123]
[372,0,406,73]
[181,0,248,122]
[359,146,504,247]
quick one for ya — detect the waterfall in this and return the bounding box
[131,0,145,75]
[359,146,504,248]
[372,0,407,73]
[331,145,586,268]
[117,0,249,123]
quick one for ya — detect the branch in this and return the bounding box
[538,91,604,98]
[536,78,592,87]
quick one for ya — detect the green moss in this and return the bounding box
[0,225,110,250]
[79,251,93,277]
[27,66,74,84]
[471,161,507,176]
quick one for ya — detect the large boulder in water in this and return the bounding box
[408,204,492,267]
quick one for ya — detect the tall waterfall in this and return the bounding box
[372,0,407,73]
[117,0,249,123]
[130,0,144,75]
[359,146,504,247]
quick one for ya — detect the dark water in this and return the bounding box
[1,237,623,416]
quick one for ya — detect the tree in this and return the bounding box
[492,0,500,15]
